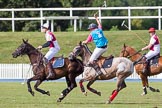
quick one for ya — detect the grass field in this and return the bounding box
[1,31,162,108]
[1,30,162,63]
[0,82,162,108]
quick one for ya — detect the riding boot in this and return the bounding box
[92,62,103,77]
[46,62,55,79]
[43,57,49,65]
[142,57,148,74]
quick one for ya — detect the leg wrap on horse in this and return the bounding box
[62,88,71,96]
[109,90,118,102]
[79,80,85,92]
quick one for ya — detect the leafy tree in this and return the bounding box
[0,0,161,31]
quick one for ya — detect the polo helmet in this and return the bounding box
[148,27,156,33]
[88,23,97,29]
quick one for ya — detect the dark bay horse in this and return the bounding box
[120,44,161,95]
[12,39,84,102]
[69,42,134,103]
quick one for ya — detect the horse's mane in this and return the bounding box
[26,42,36,49]
[25,41,42,55]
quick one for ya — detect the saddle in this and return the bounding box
[51,55,65,68]
[148,53,160,66]
[101,55,114,68]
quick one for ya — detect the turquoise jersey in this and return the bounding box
[90,28,108,48]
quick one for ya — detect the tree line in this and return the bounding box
[0,0,161,31]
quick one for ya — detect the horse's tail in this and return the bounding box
[130,62,134,74]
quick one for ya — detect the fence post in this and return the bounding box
[40,8,43,32]
[99,7,102,23]
[51,20,54,32]
[70,7,73,26]
[158,6,161,30]
[128,6,131,31]
[74,19,77,32]
[12,8,15,32]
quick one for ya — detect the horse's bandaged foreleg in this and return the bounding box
[109,90,118,102]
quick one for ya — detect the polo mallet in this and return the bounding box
[121,20,147,45]
[21,64,31,85]
[94,0,107,15]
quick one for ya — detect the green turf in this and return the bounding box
[0,82,162,108]
[1,30,162,63]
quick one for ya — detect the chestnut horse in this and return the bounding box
[69,42,134,103]
[12,39,84,102]
[119,44,161,95]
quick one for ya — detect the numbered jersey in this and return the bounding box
[90,28,108,48]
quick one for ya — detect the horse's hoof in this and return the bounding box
[83,92,87,96]
[97,92,101,96]
[106,100,111,104]
[46,91,50,96]
[141,92,146,96]
[31,91,35,96]
[156,89,160,92]
[57,99,61,103]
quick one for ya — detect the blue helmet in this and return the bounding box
[88,23,97,29]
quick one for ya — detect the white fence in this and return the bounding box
[0,64,162,80]
[0,6,162,32]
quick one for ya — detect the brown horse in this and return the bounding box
[119,44,161,95]
[69,42,134,103]
[12,39,84,102]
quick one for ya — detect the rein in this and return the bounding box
[123,46,141,59]
[27,48,44,66]
[127,49,142,58]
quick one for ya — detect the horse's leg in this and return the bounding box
[148,86,160,93]
[57,75,77,102]
[27,76,37,96]
[140,74,149,95]
[79,78,88,96]
[34,80,50,96]
[86,80,101,96]
[107,73,128,104]
[27,75,45,96]
[65,75,71,87]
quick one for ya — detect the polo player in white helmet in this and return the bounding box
[38,23,60,79]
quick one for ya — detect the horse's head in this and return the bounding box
[120,44,142,61]
[119,44,131,58]
[12,39,34,58]
[69,41,92,63]
[69,41,84,60]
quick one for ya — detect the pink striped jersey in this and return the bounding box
[149,34,160,52]
[45,30,60,49]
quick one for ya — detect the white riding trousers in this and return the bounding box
[89,47,107,63]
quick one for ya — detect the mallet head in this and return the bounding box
[121,20,125,27]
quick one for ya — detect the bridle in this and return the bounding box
[121,47,131,58]
[121,47,141,59]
